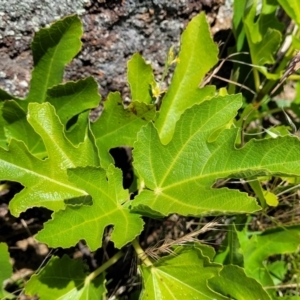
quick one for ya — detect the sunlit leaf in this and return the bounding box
[132,94,260,217]
[127,53,154,104]
[155,12,218,144]
[1,103,99,217]
[46,77,100,126]
[140,247,225,299]
[23,15,82,107]
[133,94,300,217]
[36,165,144,250]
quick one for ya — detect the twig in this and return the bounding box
[264,283,300,289]
[199,52,249,88]
[146,218,222,260]
[271,50,300,95]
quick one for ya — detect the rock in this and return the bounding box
[0,0,229,100]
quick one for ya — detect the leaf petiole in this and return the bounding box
[132,238,153,267]
[85,251,124,284]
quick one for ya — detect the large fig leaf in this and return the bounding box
[36,165,144,250]
[0,102,99,217]
[132,94,300,217]
[155,12,218,144]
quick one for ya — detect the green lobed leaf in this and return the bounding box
[36,165,144,250]
[46,77,100,126]
[139,246,225,300]
[91,92,156,168]
[127,53,154,104]
[1,78,99,158]
[238,225,300,287]
[132,94,260,217]
[155,12,218,144]
[133,94,300,217]
[0,17,89,154]
[27,102,99,168]
[25,255,106,300]
[23,15,82,107]
[2,102,99,217]
[0,243,13,299]
[208,265,271,300]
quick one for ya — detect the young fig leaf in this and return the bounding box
[127,53,155,104]
[155,12,218,144]
[23,15,83,107]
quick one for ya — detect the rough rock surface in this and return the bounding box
[0,0,231,100]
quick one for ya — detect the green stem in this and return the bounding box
[253,68,261,93]
[132,238,153,267]
[85,250,124,284]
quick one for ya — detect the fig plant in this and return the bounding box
[1,1,300,299]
